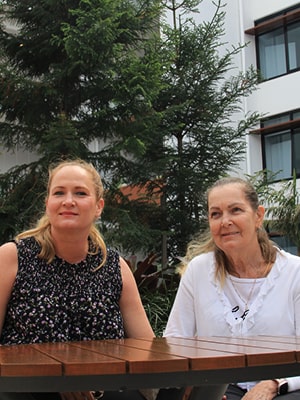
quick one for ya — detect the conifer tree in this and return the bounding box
[0,0,260,260]
[102,0,261,257]
[0,0,162,243]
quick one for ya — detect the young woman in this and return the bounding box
[0,159,154,400]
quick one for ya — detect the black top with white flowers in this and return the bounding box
[0,237,124,345]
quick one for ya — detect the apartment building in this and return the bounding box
[228,0,300,180]
[240,0,300,253]
[192,0,300,180]
[172,0,300,254]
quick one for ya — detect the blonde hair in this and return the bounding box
[178,177,277,283]
[16,159,107,269]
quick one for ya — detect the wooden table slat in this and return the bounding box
[125,337,297,367]
[243,336,300,362]
[190,336,297,366]
[0,345,62,377]
[243,336,300,346]
[31,342,126,376]
[105,338,246,370]
[71,340,189,374]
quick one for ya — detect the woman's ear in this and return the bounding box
[256,205,265,228]
[95,198,104,219]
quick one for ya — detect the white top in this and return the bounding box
[164,248,300,391]
[164,249,300,337]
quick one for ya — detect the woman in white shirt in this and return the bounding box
[164,177,300,400]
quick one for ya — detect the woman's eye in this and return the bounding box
[76,191,88,196]
[210,211,220,219]
[53,191,64,196]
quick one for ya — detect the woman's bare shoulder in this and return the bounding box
[0,242,18,267]
[0,241,17,252]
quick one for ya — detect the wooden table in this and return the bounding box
[0,336,299,399]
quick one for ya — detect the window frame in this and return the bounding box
[254,110,300,182]
[245,6,300,81]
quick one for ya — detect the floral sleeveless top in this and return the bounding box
[0,237,125,345]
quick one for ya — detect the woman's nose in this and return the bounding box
[63,194,75,206]
[221,216,232,227]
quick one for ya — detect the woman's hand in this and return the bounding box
[242,381,278,400]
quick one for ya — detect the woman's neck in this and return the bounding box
[51,233,89,264]
[228,253,269,278]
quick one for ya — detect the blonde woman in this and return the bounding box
[0,159,154,400]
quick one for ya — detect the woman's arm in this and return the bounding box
[119,257,154,338]
[0,242,18,337]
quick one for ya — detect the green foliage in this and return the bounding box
[134,0,261,256]
[0,0,162,244]
[249,170,300,254]
[99,0,261,257]
[101,196,164,254]
[0,0,260,262]
[141,287,177,337]
[133,253,179,336]
[0,162,48,240]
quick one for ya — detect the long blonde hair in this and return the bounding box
[178,177,277,283]
[16,159,107,269]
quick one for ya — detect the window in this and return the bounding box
[258,28,286,79]
[293,128,300,175]
[260,110,300,180]
[264,131,291,180]
[245,7,300,80]
[287,22,300,70]
[269,233,297,255]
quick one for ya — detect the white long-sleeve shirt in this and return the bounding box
[164,249,300,337]
[164,249,300,392]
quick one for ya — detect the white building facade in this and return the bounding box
[225,0,300,181]
[231,0,300,253]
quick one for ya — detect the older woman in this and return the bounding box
[164,177,300,400]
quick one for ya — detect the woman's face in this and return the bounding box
[208,183,264,254]
[46,165,104,234]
